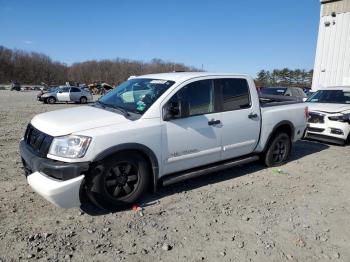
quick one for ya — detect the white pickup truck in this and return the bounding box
[20,72,308,210]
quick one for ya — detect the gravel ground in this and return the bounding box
[0,90,349,262]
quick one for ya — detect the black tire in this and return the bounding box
[80,96,87,104]
[344,133,350,146]
[263,133,291,167]
[47,96,56,104]
[86,152,150,210]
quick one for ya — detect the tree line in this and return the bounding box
[256,69,313,88]
[0,45,313,87]
[0,46,199,86]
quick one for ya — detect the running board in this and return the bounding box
[162,155,260,186]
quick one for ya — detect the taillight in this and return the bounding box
[304,106,309,119]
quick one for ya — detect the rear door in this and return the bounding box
[161,79,222,174]
[69,87,82,102]
[216,78,260,160]
[56,87,70,102]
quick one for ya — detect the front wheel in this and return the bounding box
[46,97,56,104]
[86,153,150,210]
[263,133,291,167]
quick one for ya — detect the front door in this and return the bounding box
[161,79,222,174]
[56,87,70,102]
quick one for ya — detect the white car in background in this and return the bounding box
[40,86,93,104]
[305,87,350,145]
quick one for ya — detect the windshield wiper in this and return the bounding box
[108,104,130,117]
[95,101,130,117]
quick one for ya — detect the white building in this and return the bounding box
[312,0,350,90]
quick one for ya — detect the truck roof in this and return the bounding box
[134,72,250,82]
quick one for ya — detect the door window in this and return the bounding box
[61,87,70,93]
[215,78,250,111]
[179,80,215,116]
[70,87,81,92]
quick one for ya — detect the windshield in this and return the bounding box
[307,90,350,104]
[98,78,175,115]
[260,88,287,95]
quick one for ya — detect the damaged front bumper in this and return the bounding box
[27,172,84,208]
[20,140,89,208]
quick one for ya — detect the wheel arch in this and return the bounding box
[262,120,295,153]
[80,96,87,102]
[93,143,160,192]
[47,96,56,103]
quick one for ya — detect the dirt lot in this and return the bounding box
[0,90,349,262]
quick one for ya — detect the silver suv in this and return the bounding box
[40,86,93,104]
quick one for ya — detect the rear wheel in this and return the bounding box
[263,133,291,167]
[46,97,56,104]
[86,153,150,210]
[80,96,87,104]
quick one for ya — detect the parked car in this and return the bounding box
[20,72,308,209]
[260,87,308,101]
[39,86,93,104]
[304,87,350,145]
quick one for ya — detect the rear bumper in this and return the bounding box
[27,172,84,208]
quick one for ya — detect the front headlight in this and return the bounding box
[49,135,92,158]
[328,113,350,123]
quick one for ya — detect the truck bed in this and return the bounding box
[259,94,304,107]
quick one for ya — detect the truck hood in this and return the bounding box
[308,103,350,114]
[31,105,131,136]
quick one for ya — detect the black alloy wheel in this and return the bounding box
[263,133,291,167]
[86,153,150,210]
[104,161,139,199]
[272,139,288,163]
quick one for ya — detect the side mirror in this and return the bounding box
[163,101,190,121]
